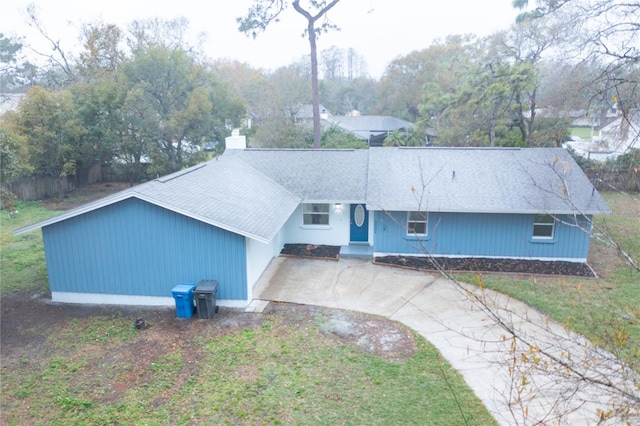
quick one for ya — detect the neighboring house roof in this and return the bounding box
[294,104,329,120]
[367,147,610,215]
[535,108,617,128]
[16,147,609,240]
[325,115,415,143]
[293,104,417,145]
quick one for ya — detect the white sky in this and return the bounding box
[1,0,521,78]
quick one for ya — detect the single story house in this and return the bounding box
[564,111,639,162]
[293,105,422,146]
[324,115,417,146]
[15,137,610,307]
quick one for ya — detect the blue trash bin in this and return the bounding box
[171,283,195,318]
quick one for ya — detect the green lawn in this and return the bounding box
[0,201,60,295]
[569,126,599,142]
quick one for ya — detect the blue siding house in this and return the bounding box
[374,212,592,261]
[42,198,248,304]
[16,138,610,307]
[366,148,603,262]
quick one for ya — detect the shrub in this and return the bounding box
[0,188,18,216]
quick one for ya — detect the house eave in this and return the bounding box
[366,206,610,215]
[13,191,136,236]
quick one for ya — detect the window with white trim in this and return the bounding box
[303,203,330,225]
[407,211,428,235]
[532,214,555,239]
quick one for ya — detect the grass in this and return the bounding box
[0,309,495,425]
[456,191,640,364]
[0,200,62,295]
[179,322,488,425]
[570,126,599,142]
[0,189,496,425]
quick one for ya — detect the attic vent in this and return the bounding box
[156,164,207,183]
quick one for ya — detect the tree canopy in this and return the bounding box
[2,2,638,186]
[1,18,246,184]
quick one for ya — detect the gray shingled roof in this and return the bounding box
[367,147,610,214]
[14,154,301,242]
[15,147,609,240]
[226,149,369,202]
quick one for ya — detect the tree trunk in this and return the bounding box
[513,91,527,142]
[292,0,341,149]
[490,101,500,147]
[308,23,321,148]
[527,88,537,145]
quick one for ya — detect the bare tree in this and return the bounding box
[238,0,342,148]
[320,45,344,80]
[24,4,76,86]
[126,17,207,58]
[346,47,368,81]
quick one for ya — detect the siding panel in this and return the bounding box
[374,211,592,261]
[43,198,247,300]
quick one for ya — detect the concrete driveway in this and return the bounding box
[253,256,623,426]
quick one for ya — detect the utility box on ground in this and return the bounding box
[171,283,195,318]
[194,280,218,319]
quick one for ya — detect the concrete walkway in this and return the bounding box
[253,256,627,425]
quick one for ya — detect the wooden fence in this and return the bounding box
[585,169,640,192]
[4,163,104,201]
[3,163,148,201]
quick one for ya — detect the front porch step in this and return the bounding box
[340,244,373,258]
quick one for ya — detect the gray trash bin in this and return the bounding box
[194,280,218,319]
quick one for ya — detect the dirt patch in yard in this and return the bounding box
[275,303,417,362]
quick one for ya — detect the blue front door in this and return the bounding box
[350,204,369,242]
